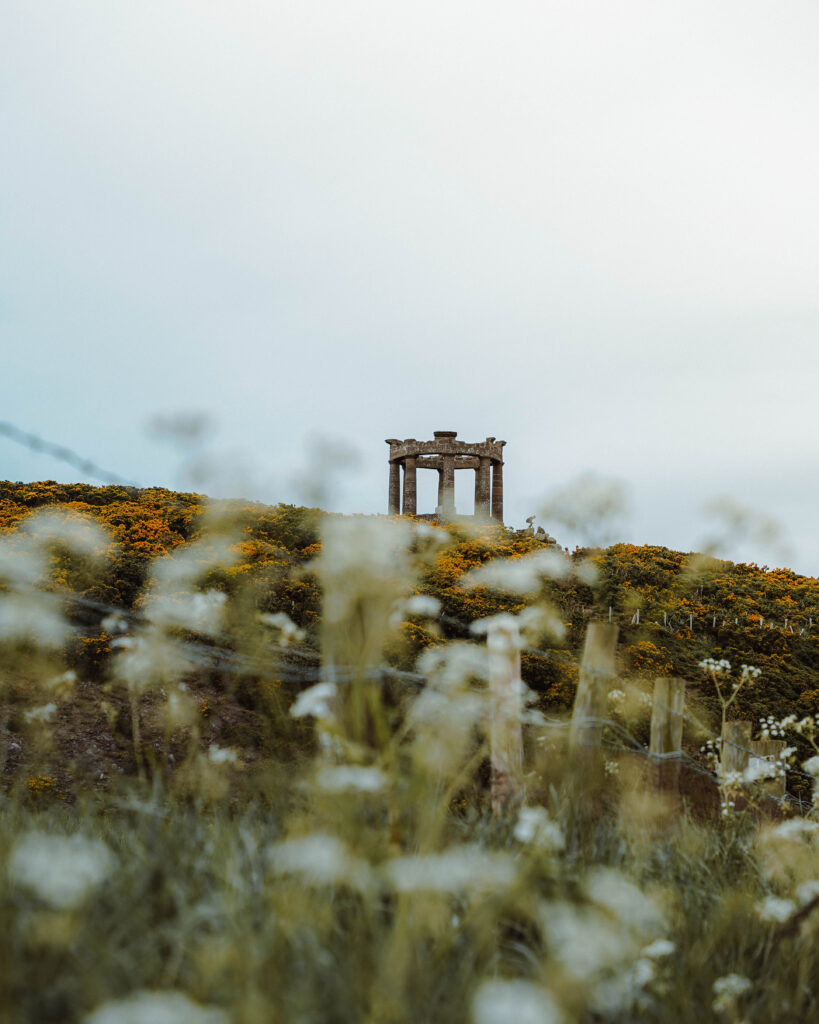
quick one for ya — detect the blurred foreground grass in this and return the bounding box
[1,487,819,1022]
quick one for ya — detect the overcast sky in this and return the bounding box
[2,1,819,571]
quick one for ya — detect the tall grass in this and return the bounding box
[1,506,818,1023]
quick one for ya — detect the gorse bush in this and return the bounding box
[1,484,819,1022]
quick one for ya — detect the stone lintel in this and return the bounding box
[387,438,505,462]
[416,455,480,470]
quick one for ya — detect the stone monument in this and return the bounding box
[385,431,506,523]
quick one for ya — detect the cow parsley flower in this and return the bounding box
[699,658,731,675]
[641,938,676,959]
[8,831,116,909]
[472,980,563,1024]
[24,703,57,724]
[513,806,565,851]
[268,833,372,891]
[386,846,517,894]
[83,990,228,1024]
[712,974,751,1015]
[207,745,238,765]
[757,895,795,922]
[314,765,387,793]
[290,681,336,719]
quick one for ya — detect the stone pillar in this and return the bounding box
[436,467,444,511]
[440,456,455,515]
[491,460,504,523]
[388,460,401,515]
[475,457,491,517]
[402,456,417,516]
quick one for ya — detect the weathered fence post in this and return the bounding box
[721,721,752,776]
[749,738,787,799]
[487,618,523,816]
[649,677,685,791]
[569,622,619,758]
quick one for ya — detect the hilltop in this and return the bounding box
[1,480,818,797]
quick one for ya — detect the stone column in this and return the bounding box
[440,456,455,515]
[475,457,491,517]
[388,459,401,515]
[402,456,416,516]
[491,460,503,523]
[436,467,444,511]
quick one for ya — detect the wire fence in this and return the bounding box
[53,586,819,800]
[0,420,139,488]
[3,418,819,803]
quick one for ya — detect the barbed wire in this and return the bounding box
[2,419,819,796]
[0,420,139,488]
[55,588,819,790]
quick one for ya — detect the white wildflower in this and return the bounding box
[699,658,731,675]
[23,508,109,557]
[743,757,779,784]
[207,745,238,765]
[513,806,564,851]
[8,831,116,910]
[83,990,228,1024]
[113,629,186,694]
[268,833,372,891]
[472,979,563,1024]
[575,558,599,586]
[409,689,486,774]
[101,614,128,634]
[147,589,226,634]
[403,595,441,618]
[585,868,666,936]
[0,536,46,585]
[712,974,751,1015]
[757,895,795,922]
[315,516,413,625]
[629,957,656,989]
[541,902,635,981]
[462,548,570,594]
[23,702,57,724]
[641,938,676,959]
[151,536,238,590]
[45,669,77,695]
[0,592,68,646]
[604,760,620,777]
[290,681,336,719]
[314,765,387,793]
[803,756,819,777]
[796,880,819,905]
[608,689,626,704]
[260,610,305,645]
[386,846,517,894]
[417,642,488,691]
[769,818,819,842]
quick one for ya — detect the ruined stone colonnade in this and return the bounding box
[386,431,506,523]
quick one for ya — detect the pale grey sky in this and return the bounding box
[2,1,819,569]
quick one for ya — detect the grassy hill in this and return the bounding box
[4,481,819,1023]
[1,479,818,796]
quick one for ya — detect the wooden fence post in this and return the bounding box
[570,622,619,758]
[721,721,752,776]
[487,619,523,816]
[749,738,787,799]
[649,677,685,791]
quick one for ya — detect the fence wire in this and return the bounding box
[3,418,819,800]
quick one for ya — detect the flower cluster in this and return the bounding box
[712,974,752,1016]
[699,658,732,675]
